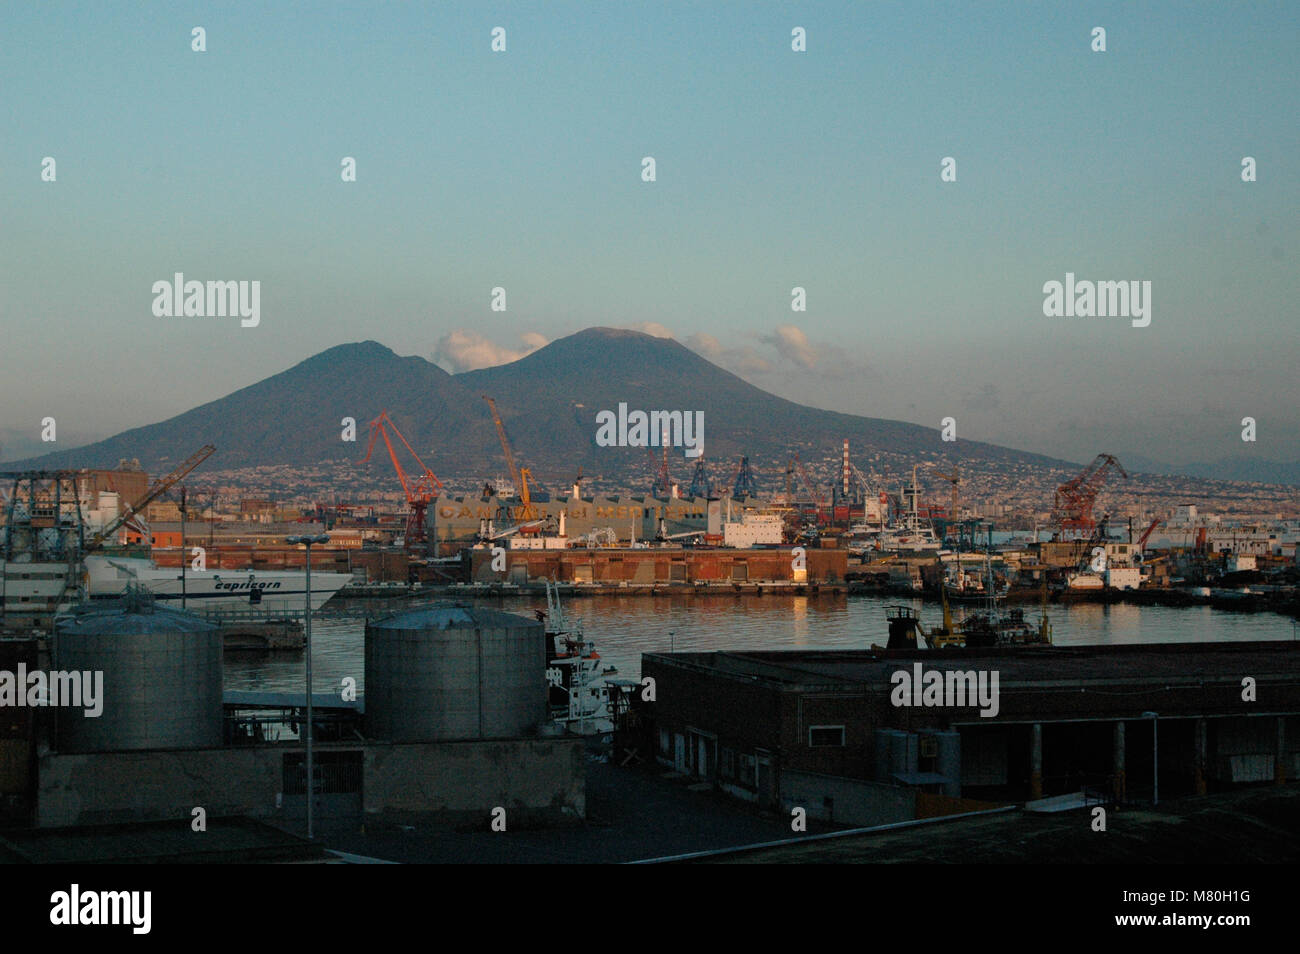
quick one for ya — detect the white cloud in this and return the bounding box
[686,332,722,357]
[431,330,548,372]
[763,324,818,370]
[626,322,674,339]
[687,333,772,375]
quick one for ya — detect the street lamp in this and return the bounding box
[287,533,329,839]
[1142,711,1159,806]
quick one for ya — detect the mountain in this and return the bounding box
[7,341,475,473]
[3,328,1232,492]
[461,328,1068,481]
[1126,452,1300,487]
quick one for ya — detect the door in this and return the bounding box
[674,734,687,773]
[756,750,776,808]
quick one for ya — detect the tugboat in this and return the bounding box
[879,566,1052,650]
[538,580,616,734]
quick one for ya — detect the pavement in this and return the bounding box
[319,753,843,863]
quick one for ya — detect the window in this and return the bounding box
[659,728,670,754]
[808,725,846,747]
[738,754,757,786]
[720,747,736,779]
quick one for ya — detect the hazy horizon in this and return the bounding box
[3,2,1296,475]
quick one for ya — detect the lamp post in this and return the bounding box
[1142,711,1159,806]
[287,533,329,839]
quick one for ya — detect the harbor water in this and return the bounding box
[224,593,1300,695]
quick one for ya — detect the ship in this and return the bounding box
[879,569,1052,650]
[83,555,352,614]
[874,466,944,553]
[540,580,617,734]
[942,563,1009,604]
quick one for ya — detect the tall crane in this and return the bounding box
[1051,453,1128,535]
[85,444,215,553]
[482,395,522,494]
[933,465,960,522]
[688,457,712,498]
[515,467,540,523]
[360,411,442,551]
[1137,515,1163,551]
[848,461,875,500]
[731,456,756,498]
[793,453,826,507]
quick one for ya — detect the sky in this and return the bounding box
[2,1,1297,470]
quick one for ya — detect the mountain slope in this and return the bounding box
[7,328,1104,487]
[11,341,475,472]
[462,327,1069,480]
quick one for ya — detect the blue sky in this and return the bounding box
[2,1,1297,468]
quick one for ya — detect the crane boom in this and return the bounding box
[482,396,522,493]
[359,411,442,551]
[1137,516,1162,550]
[1051,453,1128,533]
[933,465,960,521]
[85,444,215,552]
[793,453,826,506]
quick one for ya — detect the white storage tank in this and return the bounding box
[365,604,546,742]
[52,602,224,753]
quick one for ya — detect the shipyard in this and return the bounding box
[2,417,1299,872]
[3,1,1294,933]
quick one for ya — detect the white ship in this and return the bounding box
[875,466,943,553]
[84,555,352,614]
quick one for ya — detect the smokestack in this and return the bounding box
[842,439,850,499]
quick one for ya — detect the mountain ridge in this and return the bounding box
[6,328,1292,490]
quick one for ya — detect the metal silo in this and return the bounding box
[365,604,546,742]
[52,600,223,753]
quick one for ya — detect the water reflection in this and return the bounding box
[223,593,1297,692]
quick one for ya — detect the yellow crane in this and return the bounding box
[482,395,522,494]
[933,465,960,523]
[515,467,539,523]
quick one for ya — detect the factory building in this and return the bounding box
[429,494,746,547]
[467,545,847,586]
[636,643,1300,829]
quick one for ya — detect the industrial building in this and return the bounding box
[636,643,1300,828]
[467,545,848,586]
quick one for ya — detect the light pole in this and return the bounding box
[1142,711,1159,806]
[287,533,329,839]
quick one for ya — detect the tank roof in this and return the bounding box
[369,603,539,631]
[56,605,217,636]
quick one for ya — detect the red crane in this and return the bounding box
[1051,453,1128,535]
[646,447,673,497]
[359,411,442,551]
